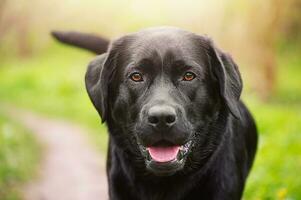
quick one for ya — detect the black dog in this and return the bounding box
[53,27,258,200]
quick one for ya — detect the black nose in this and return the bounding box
[147,105,177,128]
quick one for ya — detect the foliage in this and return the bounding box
[0,113,40,200]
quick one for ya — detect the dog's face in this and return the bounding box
[86,27,242,176]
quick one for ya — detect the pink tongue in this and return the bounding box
[147,146,180,162]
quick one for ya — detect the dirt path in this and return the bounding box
[5,107,108,200]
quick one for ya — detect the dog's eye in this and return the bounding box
[130,72,144,82]
[182,72,196,81]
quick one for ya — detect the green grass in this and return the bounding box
[0,42,108,151]
[0,41,300,199]
[242,47,301,200]
[0,112,40,200]
[243,98,301,200]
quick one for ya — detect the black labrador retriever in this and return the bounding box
[52,27,258,200]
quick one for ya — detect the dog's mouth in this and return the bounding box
[139,141,192,176]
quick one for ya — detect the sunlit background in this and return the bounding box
[0,0,300,199]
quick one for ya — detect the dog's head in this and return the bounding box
[85,27,242,176]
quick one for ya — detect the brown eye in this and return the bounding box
[183,72,196,81]
[130,72,143,82]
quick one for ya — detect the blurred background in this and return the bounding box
[0,0,300,199]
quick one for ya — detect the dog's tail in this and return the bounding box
[51,31,110,54]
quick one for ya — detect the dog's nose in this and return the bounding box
[147,105,177,128]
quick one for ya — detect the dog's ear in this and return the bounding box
[207,40,243,118]
[85,53,108,122]
[85,37,128,122]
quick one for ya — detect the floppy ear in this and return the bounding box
[207,41,243,118]
[85,37,125,123]
[85,53,108,123]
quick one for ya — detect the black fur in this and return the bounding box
[54,27,258,200]
[51,31,109,54]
